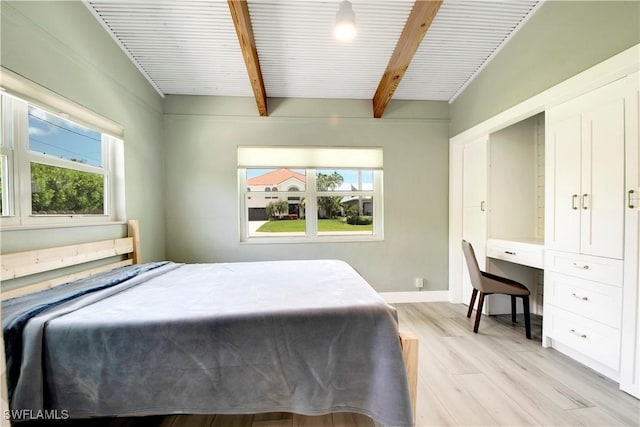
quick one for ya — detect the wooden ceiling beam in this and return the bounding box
[228,0,268,116]
[372,0,443,118]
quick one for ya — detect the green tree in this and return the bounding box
[316,172,343,191]
[31,163,104,214]
[265,199,289,219]
[316,172,343,219]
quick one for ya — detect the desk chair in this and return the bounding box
[461,240,532,339]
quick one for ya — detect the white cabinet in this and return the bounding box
[546,79,626,259]
[461,137,488,306]
[463,137,488,210]
[620,72,640,398]
[449,47,638,398]
[543,75,638,389]
[545,115,582,254]
[544,250,624,376]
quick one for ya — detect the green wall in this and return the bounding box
[164,97,451,292]
[0,1,166,262]
[450,0,640,136]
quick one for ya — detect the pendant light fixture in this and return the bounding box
[334,0,357,42]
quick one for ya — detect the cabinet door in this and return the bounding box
[580,98,625,258]
[462,205,487,306]
[463,138,487,208]
[462,137,487,306]
[620,72,639,398]
[546,115,581,253]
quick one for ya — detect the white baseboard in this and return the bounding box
[379,290,450,304]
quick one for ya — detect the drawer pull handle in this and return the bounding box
[582,193,589,210]
[569,329,587,339]
[571,293,589,301]
[629,189,636,209]
[505,251,516,255]
[480,201,486,212]
[572,194,579,210]
[572,262,590,270]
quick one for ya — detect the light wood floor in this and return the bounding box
[397,302,639,427]
[24,302,640,427]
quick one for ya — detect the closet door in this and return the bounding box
[580,97,625,259]
[463,138,488,209]
[461,138,487,305]
[546,115,581,253]
[620,72,639,398]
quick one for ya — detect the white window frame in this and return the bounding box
[238,147,384,243]
[0,75,125,228]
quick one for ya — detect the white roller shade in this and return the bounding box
[0,67,124,138]
[238,146,383,169]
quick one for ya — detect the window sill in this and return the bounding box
[0,219,127,232]
[240,235,384,244]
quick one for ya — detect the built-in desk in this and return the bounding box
[485,238,545,315]
[486,238,544,269]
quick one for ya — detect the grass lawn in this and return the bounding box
[256,218,372,232]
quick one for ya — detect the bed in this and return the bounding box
[0,221,417,426]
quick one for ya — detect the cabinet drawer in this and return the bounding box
[546,307,621,370]
[545,271,622,328]
[486,239,544,269]
[544,250,623,286]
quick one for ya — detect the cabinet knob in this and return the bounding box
[569,329,587,339]
[571,293,589,301]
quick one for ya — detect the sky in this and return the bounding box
[28,106,102,167]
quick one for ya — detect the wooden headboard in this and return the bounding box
[0,220,141,419]
[1,220,141,301]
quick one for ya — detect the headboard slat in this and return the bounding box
[1,237,134,281]
[0,259,133,301]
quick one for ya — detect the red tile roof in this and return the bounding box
[247,168,306,186]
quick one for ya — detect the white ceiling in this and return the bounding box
[85,0,541,103]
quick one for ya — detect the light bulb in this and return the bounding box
[334,21,357,41]
[334,0,356,42]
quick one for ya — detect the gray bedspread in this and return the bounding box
[3,260,412,426]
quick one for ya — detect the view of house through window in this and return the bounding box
[241,166,382,243]
[238,146,383,242]
[245,167,375,238]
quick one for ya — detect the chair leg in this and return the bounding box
[467,288,478,318]
[522,295,531,339]
[511,296,517,323]
[473,292,485,333]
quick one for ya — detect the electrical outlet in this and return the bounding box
[414,278,424,289]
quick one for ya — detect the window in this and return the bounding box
[0,91,124,227]
[238,147,383,242]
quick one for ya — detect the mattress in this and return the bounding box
[2,259,412,426]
